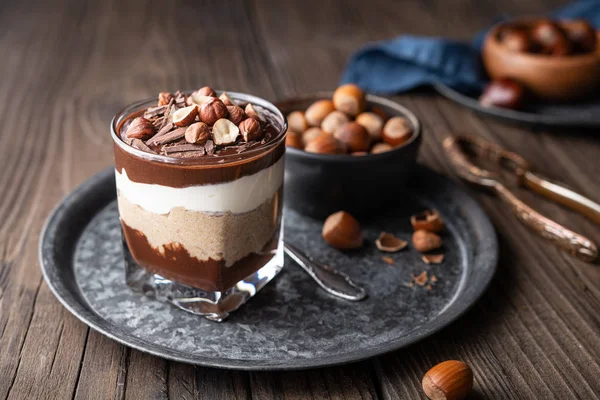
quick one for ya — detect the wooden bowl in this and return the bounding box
[482,19,600,101]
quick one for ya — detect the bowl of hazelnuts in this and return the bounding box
[482,18,600,103]
[278,84,422,218]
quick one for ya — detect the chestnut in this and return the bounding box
[562,20,597,54]
[531,20,572,56]
[479,78,525,110]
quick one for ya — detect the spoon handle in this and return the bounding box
[284,242,367,301]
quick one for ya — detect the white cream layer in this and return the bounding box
[115,156,284,215]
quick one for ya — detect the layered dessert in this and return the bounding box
[111,88,286,297]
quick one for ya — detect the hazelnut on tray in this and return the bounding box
[283,84,414,155]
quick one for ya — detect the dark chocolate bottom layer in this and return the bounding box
[121,222,280,292]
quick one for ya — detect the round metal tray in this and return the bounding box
[40,166,497,370]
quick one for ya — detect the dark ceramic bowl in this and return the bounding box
[278,92,422,219]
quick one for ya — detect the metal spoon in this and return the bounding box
[284,242,367,301]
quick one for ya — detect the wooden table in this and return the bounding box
[2,0,599,398]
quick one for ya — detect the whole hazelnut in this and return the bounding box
[199,98,227,125]
[239,118,263,142]
[334,122,371,152]
[212,118,240,145]
[185,122,210,145]
[226,105,245,125]
[322,211,363,250]
[355,112,384,141]
[171,105,199,127]
[563,20,597,53]
[302,127,327,146]
[125,117,156,139]
[382,117,412,147]
[422,360,473,400]
[351,151,368,156]
[371,142,393,154]
[333,83,366,116]
[479,79,525,110]
[197,86,217,97]
[412,230,443,253]
[321,110,350,134]
[305,100,335,126]
[285,131,303,149]
[287,111,309,133]
[305,134,347,154]
[158,92,174,106]
[531,20,572,56]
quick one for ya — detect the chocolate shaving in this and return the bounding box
[144,105,168,119]
[146,127,186,146]
[205,140,215,155]
[162,143,206,155]
[129,138,157,154]
[152,116,165,129]
[167,150,209,158]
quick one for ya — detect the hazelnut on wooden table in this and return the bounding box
[322,211,363,249]
[305,99,335,126]
[333,83,366,116]
[422,360,473,400]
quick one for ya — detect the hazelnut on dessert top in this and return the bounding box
[121,88,277,158]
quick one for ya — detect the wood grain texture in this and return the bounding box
[1,0,599,398]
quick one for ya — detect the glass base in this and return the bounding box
[123,242,284,322]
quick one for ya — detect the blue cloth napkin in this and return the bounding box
[340,0,600,94]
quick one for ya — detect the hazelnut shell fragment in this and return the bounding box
[125,117,156,139]
[375,232,407,253]
[322,211,363,250]
[305,100,335,126]
[333,83,366,116]
[412,230,443,253]
[334,122,371,152]
[411,209,445,233]
[422,254,445,264]
[422,360,473,400]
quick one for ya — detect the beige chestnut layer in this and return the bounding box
[117,190,281,267]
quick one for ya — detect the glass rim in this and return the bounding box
[110,90,288,166]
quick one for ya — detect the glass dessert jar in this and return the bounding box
[111,91,286,321]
